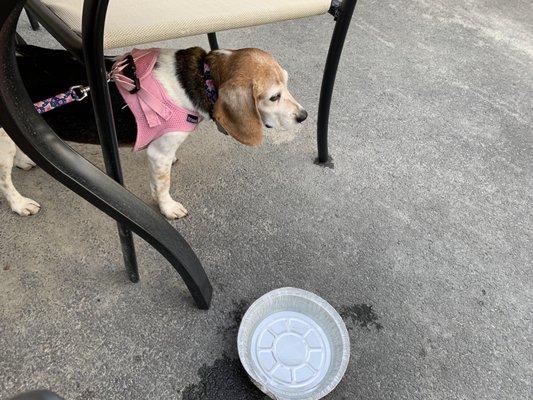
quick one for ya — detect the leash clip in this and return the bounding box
[70,85,90,101]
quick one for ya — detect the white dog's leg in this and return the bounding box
[0,129,40,216]
[146,131,189,219]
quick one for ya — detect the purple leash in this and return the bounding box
[33,85,90,114]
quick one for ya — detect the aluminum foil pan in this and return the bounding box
[238,288,350,400]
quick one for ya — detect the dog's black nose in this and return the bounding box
[296,110,308,123]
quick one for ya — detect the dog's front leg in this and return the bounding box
[0,129,40,216]
[146,131,189,219]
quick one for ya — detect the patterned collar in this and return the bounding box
[203,61,218,118]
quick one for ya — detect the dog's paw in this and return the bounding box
[159,200,188,219]
[14,152,36,170]
[11,196,41,216]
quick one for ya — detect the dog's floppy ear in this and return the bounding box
[213,80,263,147]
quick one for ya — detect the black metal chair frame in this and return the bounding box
[0,0,357,310]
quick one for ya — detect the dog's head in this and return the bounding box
[209,48,307,147]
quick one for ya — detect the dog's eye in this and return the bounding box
[269,93,281,102]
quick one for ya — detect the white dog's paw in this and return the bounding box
[14,152,36,170]
[159,200,188,220]
[11,196,41,216]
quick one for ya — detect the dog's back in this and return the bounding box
[16,44,136,145]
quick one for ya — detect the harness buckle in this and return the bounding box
[123,54,141,94]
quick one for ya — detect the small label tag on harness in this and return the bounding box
[187,114,199,124]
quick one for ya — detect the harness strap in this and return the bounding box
[137,89,173,127]
[110,50,173,128]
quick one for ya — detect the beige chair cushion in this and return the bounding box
[40,0,331,49]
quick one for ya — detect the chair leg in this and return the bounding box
[0,1,212,309]
[117,225,140,283]
[317,0,358,165]
[81,0,139,283]
[24,7,39,30]
[207,32,219,51]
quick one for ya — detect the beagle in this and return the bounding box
[0,45,307,219]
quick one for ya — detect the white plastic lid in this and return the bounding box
[250,311,331,392]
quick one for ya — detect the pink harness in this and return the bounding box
[111,48,202,151]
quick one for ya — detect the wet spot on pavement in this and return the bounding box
[340,303,383,331]
[181,354,266,400]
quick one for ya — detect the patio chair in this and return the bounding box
[0,0,358,310]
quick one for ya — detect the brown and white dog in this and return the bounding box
[0,45,307,219]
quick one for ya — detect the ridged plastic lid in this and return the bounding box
[238,288,350,400]
[251,311,331,392]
